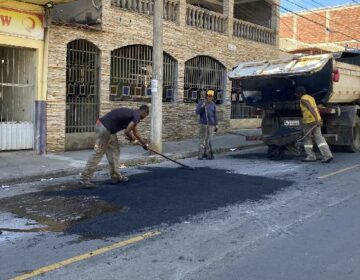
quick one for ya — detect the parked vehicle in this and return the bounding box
[229,51,360,158]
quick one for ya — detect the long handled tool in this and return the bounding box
[204,102,214,158]
[297,124,318,143]
[145,145,194,170]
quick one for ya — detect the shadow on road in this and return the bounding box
[227,152,298,161]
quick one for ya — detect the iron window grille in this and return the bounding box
[184,55,226,104]
[110,44,177,102]
[66,39,100,134]
[230,80,263,119]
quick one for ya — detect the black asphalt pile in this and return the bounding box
[0,167,292,238]
[65,167,292,238]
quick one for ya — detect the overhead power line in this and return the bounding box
[272,1,360,43]
[284,0,360,38]
[237,3,324,43]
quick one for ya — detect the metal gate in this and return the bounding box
[65,40,100,150]
[184,55,226,104]
[0,46,35,151]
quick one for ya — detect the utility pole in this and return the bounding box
[151,0,163,153]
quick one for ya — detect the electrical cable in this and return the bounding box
[271,1,360,43]
[238,2,328,43]
[284,0,360,37]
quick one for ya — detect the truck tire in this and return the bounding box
[267,145,285,160]
[346,116,360,153]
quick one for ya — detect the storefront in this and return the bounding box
[0,1,45,153]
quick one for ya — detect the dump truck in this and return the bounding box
[228,51,360,158]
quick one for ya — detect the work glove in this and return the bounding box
[142,143,149,150]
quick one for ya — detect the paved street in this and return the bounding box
[1,147,360,280]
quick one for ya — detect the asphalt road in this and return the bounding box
[1,147,360,280]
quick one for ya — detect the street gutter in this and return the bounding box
[0,143,263,186]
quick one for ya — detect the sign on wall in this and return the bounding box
[0,6,44,40]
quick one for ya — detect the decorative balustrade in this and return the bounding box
[233,18,276,45]
[186,5,225,34]
[111,0,179,22]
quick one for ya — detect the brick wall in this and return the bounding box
[279,15,293,39]
[280,4,360,51]
[46,0,286,152]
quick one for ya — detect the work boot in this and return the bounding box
[198,154,206,160]
[111,176,129,184]
[302,156,316,162]
[321,156,333,163]
[79,179,94,187]
[318,144,333,163]
[207,154,214,160]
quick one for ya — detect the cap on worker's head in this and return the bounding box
[207,90,215,97]
[294,86,306,95]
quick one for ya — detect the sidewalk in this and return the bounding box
[0,129,262,185]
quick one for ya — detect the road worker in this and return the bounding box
[295,86,333,163]
[196,90,218,160]
[80,105,149,186]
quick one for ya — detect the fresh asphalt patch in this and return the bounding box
[0,167,292,238]
[227,152,299,161]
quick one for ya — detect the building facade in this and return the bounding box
[0,0,73,154]
[280,3,360,53]
[46,0,285,152]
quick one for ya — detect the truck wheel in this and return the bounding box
[347,116,360,153]
[267,145,285,160]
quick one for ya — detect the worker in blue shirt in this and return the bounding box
[196,90,218,160]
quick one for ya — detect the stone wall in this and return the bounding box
[46,0,286,152]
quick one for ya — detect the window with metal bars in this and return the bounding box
[66,39,100,134]
[230,80,263,119]
[184,55,226,104]
[110,45,177,102]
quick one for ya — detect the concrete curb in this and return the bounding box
[0,143,263,186]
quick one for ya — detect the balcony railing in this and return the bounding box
[233,18,276,45]
[186,4,225,34]
[111,0,179,22]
